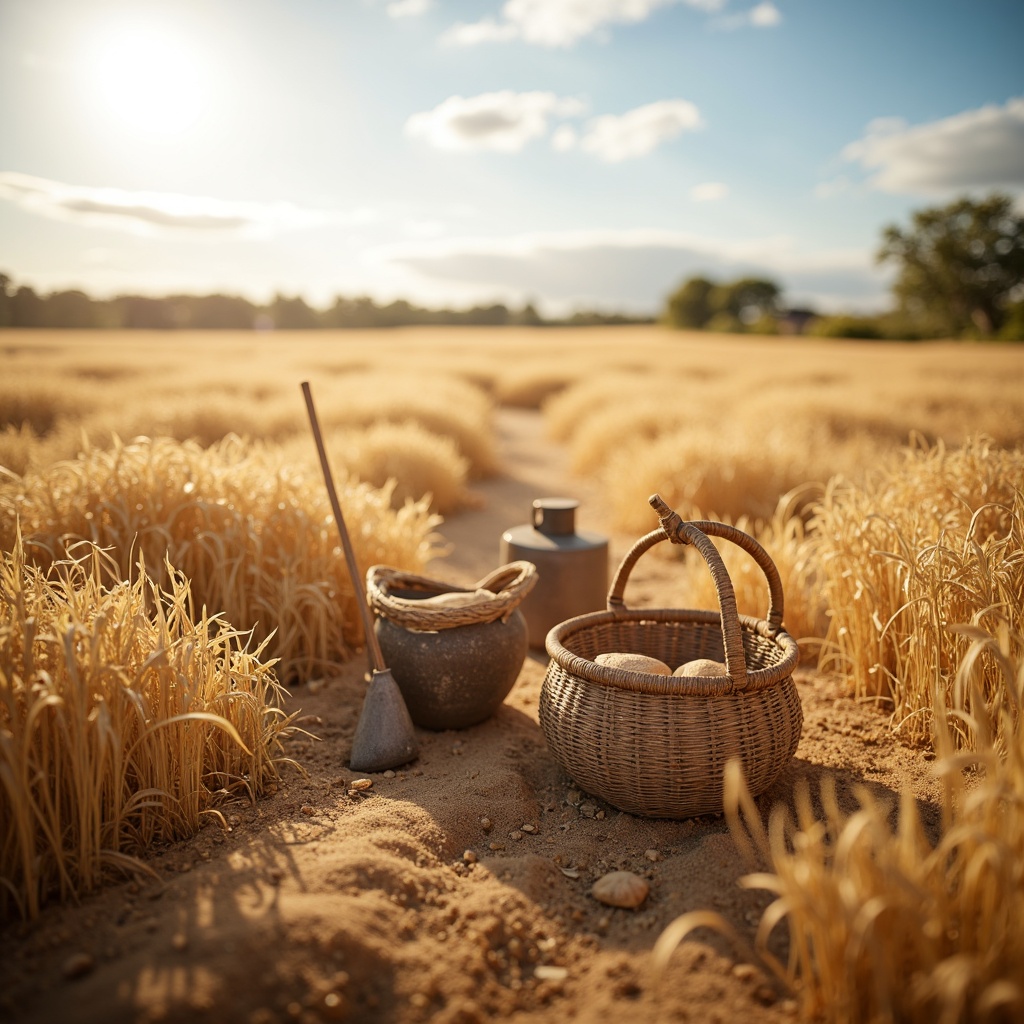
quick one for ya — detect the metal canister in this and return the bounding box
[500,497,608,649]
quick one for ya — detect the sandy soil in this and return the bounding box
[0,408,941,1024]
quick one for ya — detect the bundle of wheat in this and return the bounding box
[0,536,299,920]
[0,434,442,683]
[310,371,498,478]
[809,435,1024,747]
[314,421,473,515]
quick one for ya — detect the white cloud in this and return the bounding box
[748,2,782,26]
[374,228,888,315]
[551,124,578,152]
[387,0,433,18]
[0,172,372,237]
[578,100,703,161]
[715,1,782,30]
[442,18,520,45]
[690,181,729,201]
[840,97,1024,195]
[405,91,585,152]
[442,0,724,49]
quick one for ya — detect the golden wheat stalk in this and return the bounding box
[0,433,443,683]
[656,623,1024,1024]
[1,532,300,920]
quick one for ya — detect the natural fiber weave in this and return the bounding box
[367,561,537,631]
[539,494,801,819]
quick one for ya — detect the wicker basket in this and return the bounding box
[366,561,537,630]
[539,494,801,819]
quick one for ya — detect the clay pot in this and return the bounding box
[374,609,528,730]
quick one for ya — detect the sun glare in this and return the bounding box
[87,24,206,138]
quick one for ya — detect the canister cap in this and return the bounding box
[533,497,578,536]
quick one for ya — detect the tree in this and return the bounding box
[0,273,11,327]
[43,289,97,328]
[664,276,715,328]
[664,274,781,331]
[877,193,1024,337]
[713,277,781,324]
[10,285,44,327]
[268,293,320,329]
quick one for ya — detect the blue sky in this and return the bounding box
[2,0,1022,317]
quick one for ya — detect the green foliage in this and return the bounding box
[998,300,1024,341]
[705,311,745,333]
[746,313,779,335]
[714,277,781,324]
[808,315,885,340]
[878,193,1024,338]
[664,276,715,329]
[0,271,652,330]
[664,274,781,331]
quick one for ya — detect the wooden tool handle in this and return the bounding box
[301,381,386,672]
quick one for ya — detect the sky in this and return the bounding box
[1,0,1023,318]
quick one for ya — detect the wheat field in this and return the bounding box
[3,327,1024,1020]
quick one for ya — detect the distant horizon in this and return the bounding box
[2,1,1021,318]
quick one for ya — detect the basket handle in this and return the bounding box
[612,495,786,631]
[605,496,787,689]
[473,560,538,603]
[607,523,748,687]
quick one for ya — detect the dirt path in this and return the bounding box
[429,406,609,586]
[1,409,933,1024]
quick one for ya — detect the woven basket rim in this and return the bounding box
[367,560,538,630]
[541,497,799,695]
[545,606,798,695]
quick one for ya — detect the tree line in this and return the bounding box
[663,194,1024,341]
[0,276,652,331]
[3,194,1020,338]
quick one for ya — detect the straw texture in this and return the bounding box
[539,495,801,819]
[367,561,537,631]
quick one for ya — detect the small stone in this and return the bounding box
[579,802,597,819]
[323,991,347,1018]
[644,849,661,862]
[300,805,314,815]
[509,830,524,841]
[566,789,581,805]
[463,850,478,864]
[350,778,373,791]
[489,842,505,851]
[521,824,536,834]
[479,817,493,831]
[171,932,188,952]
[62,953,95,980]
[732,963,759,982]
[383,770,396,779]
[535,965,568,983]
[591,870,650,909]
